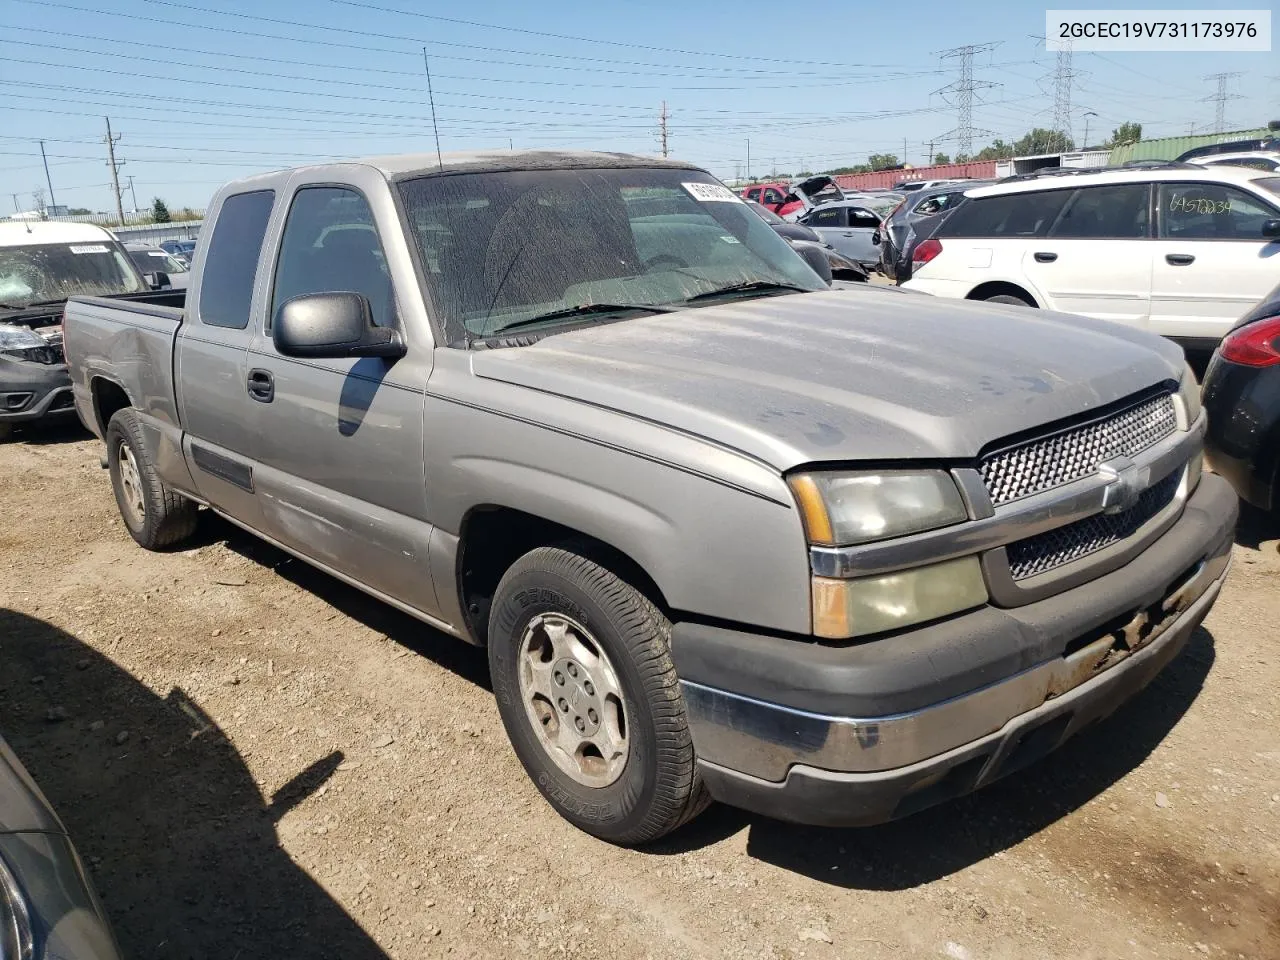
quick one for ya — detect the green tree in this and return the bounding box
[1105,121,1143,147]
[972,139,1014,161]
[1011,128,1074,155]
[66,207,93,216]
[151,197,171,224]
[867,153,899,171]
[933,152,951,165]
[821,164,870,175]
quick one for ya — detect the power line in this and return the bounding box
[933,43,1000,157]
[1202,72,1243,134]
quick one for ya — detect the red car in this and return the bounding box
[740,182,802,217]
[741,176,845,220]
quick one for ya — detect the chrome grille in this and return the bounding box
[1006,469,1182,580]
[981,393,1178,506]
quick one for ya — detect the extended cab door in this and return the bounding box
[245,173,441,619]
[1022,181,1154,327]
[1150,181,1280,341]
[174,188,276,528]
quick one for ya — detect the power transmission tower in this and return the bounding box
[933,43,1000,158]
[658,101,669,158]
[1051,40,1077,144]
[103,117,125,225]
[1202,72,1243,134]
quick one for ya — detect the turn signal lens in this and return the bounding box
[811,556,988,639]
[1220,316,1280,367]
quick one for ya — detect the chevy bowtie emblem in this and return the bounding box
[1098,456,1150,515]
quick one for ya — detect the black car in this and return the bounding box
[1202,279,1280,514]
[745,201,868,282]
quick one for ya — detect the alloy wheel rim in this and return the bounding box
[117,442,146,527]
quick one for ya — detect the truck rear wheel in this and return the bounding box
[106,409,198,550]
[488,546,709,845]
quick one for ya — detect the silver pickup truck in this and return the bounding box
[64,150,1236,845]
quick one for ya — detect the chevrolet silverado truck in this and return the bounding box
[63,151,1236,845]
[0,221,167,441]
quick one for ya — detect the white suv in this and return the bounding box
[902,165,1280,347]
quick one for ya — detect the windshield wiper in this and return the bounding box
[680,280,810,304]
[487,302,673,336]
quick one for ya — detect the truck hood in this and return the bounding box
[471,288,1185,470]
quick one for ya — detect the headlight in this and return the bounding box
[812,556,988,639]
[0,325,44,351]
[0,851,33,960]
[1177,362,1202,428]
[788,470,967,546]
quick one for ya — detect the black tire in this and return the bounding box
[488,546,710,845]
[106,408,198,550]
[984,292,1035,307]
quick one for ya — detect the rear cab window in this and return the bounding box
[198,190,275,329]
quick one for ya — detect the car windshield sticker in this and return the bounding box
[719,235,742,244]
[148,251,168,257]
[682,182,744,203]
[69,245,110,254]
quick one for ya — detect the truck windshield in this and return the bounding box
[398,167,825,343]
[0,242,146,307]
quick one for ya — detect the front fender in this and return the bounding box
[423,392,814,636]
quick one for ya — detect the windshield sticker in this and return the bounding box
[147,251,168,257]
[69,244,110,254]
[682,182,744,204]
[719,235,742,244]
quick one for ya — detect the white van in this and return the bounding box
[902,166,1280,348]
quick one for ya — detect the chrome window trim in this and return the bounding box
[809,414,1204,581]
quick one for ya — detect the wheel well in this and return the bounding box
[90,378,132,435]
[456,506,668,645]
[966,281,1037,306]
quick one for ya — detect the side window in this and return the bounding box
[269,187,394,332]
[1159,183,1279,240]
[198,190,274,329]
[849,208,881,229]
[762,188,785,205]
[936,190,1070,238]
[1049,183,1150,239]
[809,207,846,227]
[744,187,761,201]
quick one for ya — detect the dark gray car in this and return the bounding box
[0,734,122,959]
[879,180,995,282]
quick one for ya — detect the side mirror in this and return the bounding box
[791,241,834,285]
[1263,218,1280,239]
[273,292,406,360]
[146,271,170,290]
[871,231,882,245]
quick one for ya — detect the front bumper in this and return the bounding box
[672,473,1237,826]
[1,358,75,426]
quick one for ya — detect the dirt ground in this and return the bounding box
[1,425,1277,960]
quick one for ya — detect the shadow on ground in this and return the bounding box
[6,420,93,446]
[657,627,1216,889]
[1234,501,1280,551]
[0,608,388,960]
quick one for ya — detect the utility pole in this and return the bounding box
[103,117,125,225]
[745,139,750,181]
[925,139,936,165]
[38,141,56,212]
[127,176,139,213]
[933,43,1000,159]
[658,101,669,159]
[421,48,443,169]
[903,137,908,166]
[1202,72,1243,134]
[1081,111,1097,150]
[10,194,18,214]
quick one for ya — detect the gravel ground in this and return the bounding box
[1,425,1277,960]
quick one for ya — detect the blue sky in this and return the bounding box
[1,0,1276,213]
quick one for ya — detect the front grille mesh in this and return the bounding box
[1006,469,1182,580]
[981,393,1178,506]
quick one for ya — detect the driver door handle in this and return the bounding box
[1165,253,1195,266]
[1033,251,1057,263]
[247,368,274,403]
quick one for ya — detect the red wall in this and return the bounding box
[833,161,998,192]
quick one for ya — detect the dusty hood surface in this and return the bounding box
[471,288,1185,470]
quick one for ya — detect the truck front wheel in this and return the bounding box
[106,409,198,550]
[488,546,709,845]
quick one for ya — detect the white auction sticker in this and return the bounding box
[683,182,743,203]
[69,245,109,254]
[147,251,168,257]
